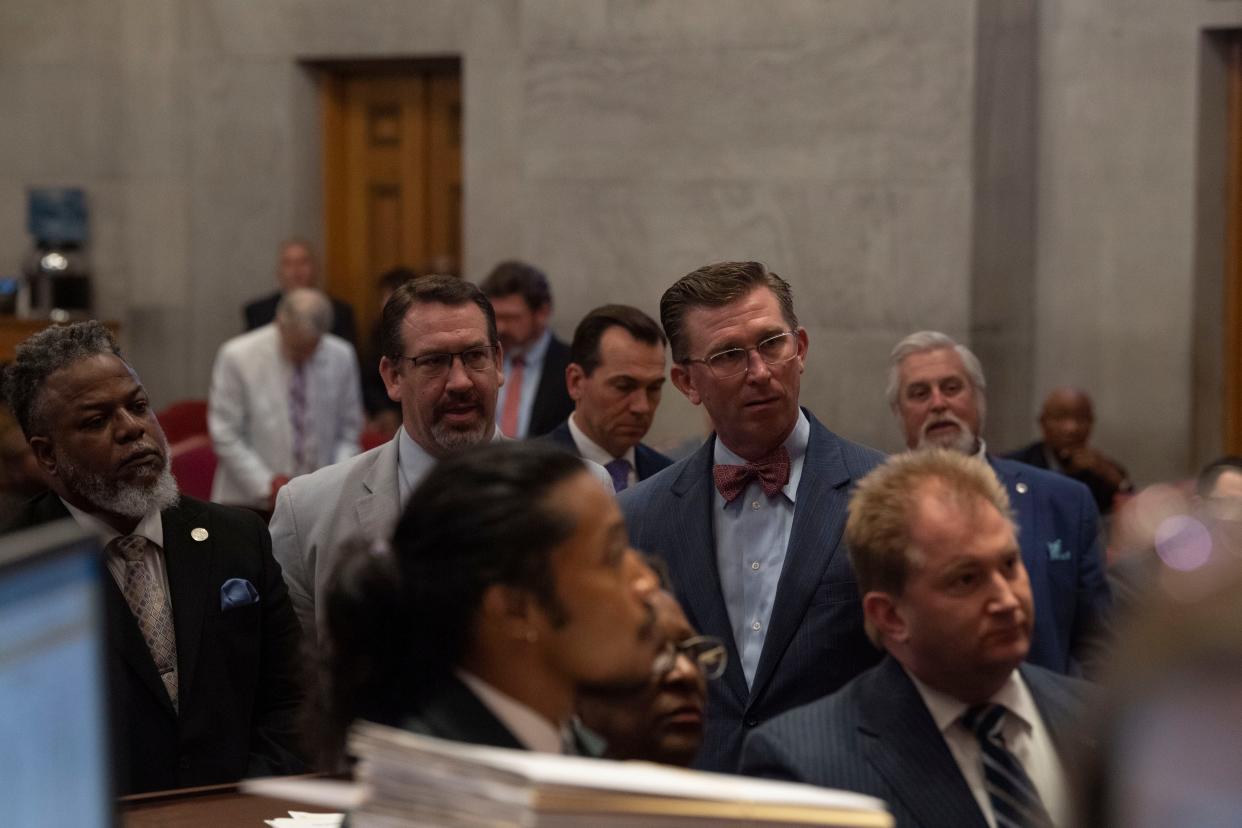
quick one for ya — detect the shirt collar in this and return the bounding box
[907,666,1036,737]
[397,423,507,503]
[972,438,989,461]
[60,497,165,549]
[507,327,552,365]
[456,670,564,754]
[713,408,811,503]
[567,411,637,468]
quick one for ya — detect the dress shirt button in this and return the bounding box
[751,500,761,510]
[751,561,760,571]
[751,621,761,631]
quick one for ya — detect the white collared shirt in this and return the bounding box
[456,670,565,754]
[396,424,506,505]
[61,499,170,596]
[908,668,1070,828]
[567,412,637,489]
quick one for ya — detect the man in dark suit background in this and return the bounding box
[544,304,672,492]
[481,260,573,437]
[1,321,305,794]
[740,449,1092,828]
[620,261,884,772]
[888,331,1111,675]
[1005,386,1133,516]
[243,238,358,347]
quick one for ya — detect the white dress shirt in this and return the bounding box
[61,499,170,596]
[456,670,565,754]
[567,412,637,489]
[909,668,1070,828]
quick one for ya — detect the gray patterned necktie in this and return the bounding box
[111,534,179,712]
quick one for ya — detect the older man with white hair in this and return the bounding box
[886,331,1111,675]
[210,287,363,511]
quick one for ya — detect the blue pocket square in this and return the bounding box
[1047,539,1072,561]
[220,578,260,610]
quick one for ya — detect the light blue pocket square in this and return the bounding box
[220,578,260,610]
[1047,539,1072,561]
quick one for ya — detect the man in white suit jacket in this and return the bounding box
[209,288,363,510]
[270,276,505,635]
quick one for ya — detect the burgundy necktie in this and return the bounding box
[713,445,792,503]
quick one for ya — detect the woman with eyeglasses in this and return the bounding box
[576,590,726,767]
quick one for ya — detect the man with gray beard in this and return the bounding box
[1,321,305,793]
[887,331,1110,675]
[270,275,507,635]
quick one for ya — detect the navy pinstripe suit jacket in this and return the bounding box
[739,656,1093,828]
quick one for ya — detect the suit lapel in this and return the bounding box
[666,439,748,707]
[356,436,402,536]
[990,457,1049,608]
[1021,665,1092,765]
[859,659,989,828]
[105,573,176,715]
[162,499,211,699]
[412,677,526,750]
[748,416,851,701]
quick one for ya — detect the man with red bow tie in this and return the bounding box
[619,261,884,773]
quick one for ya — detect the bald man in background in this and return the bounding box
[1006,387,1132,516]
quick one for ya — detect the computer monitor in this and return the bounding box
[0,519,112,826]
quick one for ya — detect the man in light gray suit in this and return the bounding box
[619,261,884,772]
[209,288,363,511]
[270,275,504,634]
[740,449,1092,828]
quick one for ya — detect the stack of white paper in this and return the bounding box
[346,722,893,827]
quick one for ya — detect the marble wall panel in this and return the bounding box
[521,30,971,183]
[0,0,121,66]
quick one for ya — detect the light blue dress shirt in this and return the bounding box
[495,327,552,438]
[713,409,811,688]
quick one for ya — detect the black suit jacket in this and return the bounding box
[1005,440,1125,516]
[397,676,526,750]
[525,335,574,437]
[740,656,1093,828]
[243,290,358,347]
[3,493,306,794]
[542,418,674,483]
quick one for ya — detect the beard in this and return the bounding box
[916,411,979,455]
[428,390,493,452]
[59,451,180,519]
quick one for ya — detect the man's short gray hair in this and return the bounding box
[276,288,332,336]
[886,330,987,418]
[2,321,123,438]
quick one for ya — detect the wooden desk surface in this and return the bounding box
[120,781,329,828]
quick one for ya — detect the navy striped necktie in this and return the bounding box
[961,703,1053,828]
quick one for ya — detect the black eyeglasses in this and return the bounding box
[651,635,728,680]
[682,331,798,379]
[396,345,499,378]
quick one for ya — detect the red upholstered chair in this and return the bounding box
[360,427,389,452]
[157,400,209,445]
[169,434,217,501]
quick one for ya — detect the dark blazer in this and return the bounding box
[243,290,358,347]
[542,418,674,483]
[3,493,306,794]
[618,410,885,772]
[525,335,574,438]
[987,455,1111,675]
[739,656,1093,828]
[1005,440,1126,516]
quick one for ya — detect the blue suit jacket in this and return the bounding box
[739,656,1094,828]
[542,418,674,482]
[619,410,885,772]
[987,455,1110,675]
